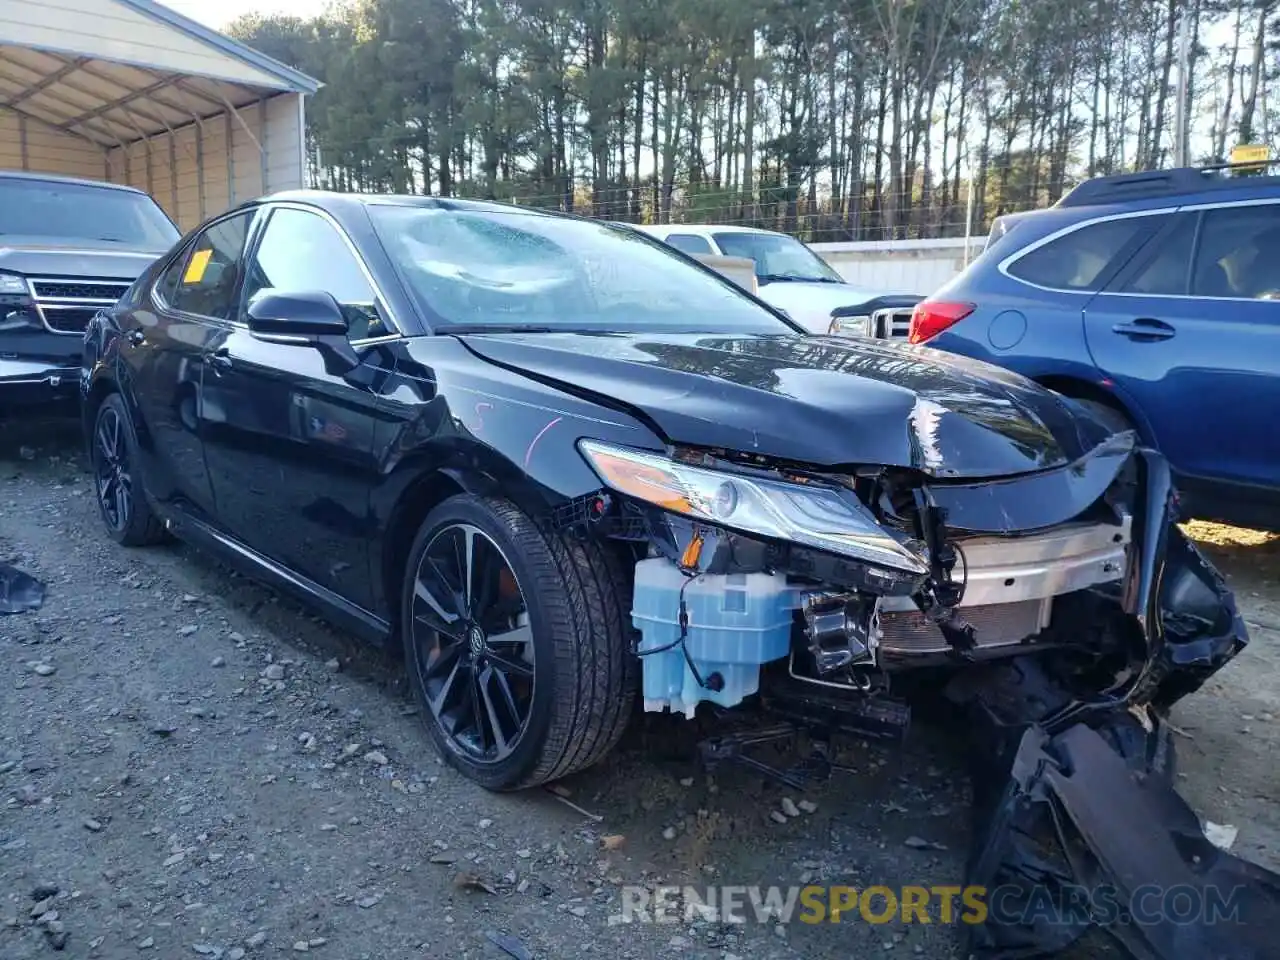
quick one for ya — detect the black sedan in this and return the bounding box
[81,192,1246,799]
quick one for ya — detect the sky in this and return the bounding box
[161,0,327,29]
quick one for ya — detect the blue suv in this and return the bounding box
[909,165,1280,530]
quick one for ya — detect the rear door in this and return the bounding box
[1083,200,1280,487]
[125,211,255,521]
[199,203,398,612]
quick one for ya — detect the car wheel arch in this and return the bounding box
[375,452,556,636]
[82,373,123,457]
[1034,374,1150,442]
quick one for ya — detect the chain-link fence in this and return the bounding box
[408,168,1083,243]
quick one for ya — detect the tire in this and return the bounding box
[401,493,637,791]
[90,393,167,547]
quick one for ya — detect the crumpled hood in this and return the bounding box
[755,281,897,334]
[0,236,163,280]
[456,331,1108,479]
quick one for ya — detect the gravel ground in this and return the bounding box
[2,419,1277,960]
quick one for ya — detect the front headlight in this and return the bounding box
[0,271,29,296]
[828,313,870,337]
[578,440,929,575]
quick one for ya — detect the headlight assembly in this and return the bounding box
[0,271,30,297]
[578,440,929,575]
[828,313,870,337]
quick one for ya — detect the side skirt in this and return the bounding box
[153,503,392,647]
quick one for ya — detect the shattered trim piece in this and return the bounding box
[0,562,45,614]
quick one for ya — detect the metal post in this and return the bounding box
[169,134,178,222]
[963,151,977,267]
[258,99,269,194]
[1174,11,1191,167]
[196,122,206,220]
[226,110,235,206]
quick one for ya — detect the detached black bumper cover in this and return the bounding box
[954,449,1275,958]
[969,720,1280,960]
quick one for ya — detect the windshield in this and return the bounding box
[712,231,844,283]
[369,205,797,335]
[0,178,179,248]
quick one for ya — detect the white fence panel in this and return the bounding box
[810,237,989,297]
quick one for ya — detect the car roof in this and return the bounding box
[1056,165,1280,212]
[247,190,637,231]
[631,223,784,238]
[0,170,149,195]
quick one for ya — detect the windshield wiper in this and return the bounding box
[445,324,561,334]
[757,273,841,284]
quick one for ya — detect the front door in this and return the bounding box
[1083,201,1280,491]
[200,205,397,612]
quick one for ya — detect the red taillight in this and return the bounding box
[908,301,976,344]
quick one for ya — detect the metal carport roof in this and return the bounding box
[0,0,319,152]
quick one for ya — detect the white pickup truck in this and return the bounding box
[630,223,922,338]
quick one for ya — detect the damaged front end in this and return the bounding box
[577,429,1244,723]
[575,428,1266,957]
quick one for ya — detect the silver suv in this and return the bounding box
[0,172,178,411]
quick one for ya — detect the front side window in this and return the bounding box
[1192,204,1280,300]
[369,205,794,335]
[1007,217,1150,291]
[241,208,386,340]
[711,231,844,283]
[164,213,252,321]
[0,177,179,249]
[664,233,714,255]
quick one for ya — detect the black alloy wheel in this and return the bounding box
[410,522,536,764]
[90,394,166,547]
[94,400,131,533]
[402,494,637,791]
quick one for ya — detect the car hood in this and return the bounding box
[0,236,164,280]
[455,331,1108,479]
[756,281,897,334]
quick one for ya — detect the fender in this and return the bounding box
[365,335,665,619]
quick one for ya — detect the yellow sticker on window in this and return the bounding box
[183,248,213,285]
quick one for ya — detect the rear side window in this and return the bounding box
[1192,204,1280,299]
[1117,216,1196,295]
[164,213,253,320]
[1007,217,1150,291]
[664,233,714,255]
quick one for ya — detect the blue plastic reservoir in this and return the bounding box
[631,558,794,718]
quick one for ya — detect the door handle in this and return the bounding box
[1112,318,1176,341]
[208,346,233,370]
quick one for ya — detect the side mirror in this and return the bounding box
[245,290,361,376]
[246,290,350,339]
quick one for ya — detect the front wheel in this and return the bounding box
[401,494,637,791]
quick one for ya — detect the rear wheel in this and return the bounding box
[402,494,637,791]
[90,394,166,547]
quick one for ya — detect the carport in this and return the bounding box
[0,0,319,231]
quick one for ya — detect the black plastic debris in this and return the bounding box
[484,930,533,960]
[0,562,44,614]
[954,659,1280,960]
